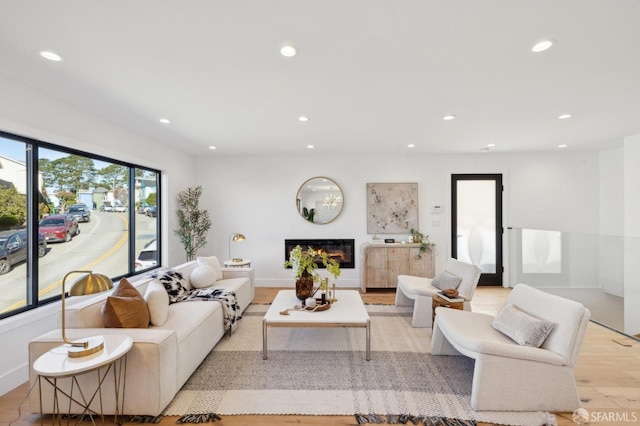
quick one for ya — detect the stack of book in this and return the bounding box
[437,292,464,302]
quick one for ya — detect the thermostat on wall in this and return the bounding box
[431,205,443,214]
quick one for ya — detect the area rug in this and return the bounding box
[163,304,556,426]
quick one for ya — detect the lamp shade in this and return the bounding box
[69,272,113,296]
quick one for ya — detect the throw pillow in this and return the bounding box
[101,278,150,328]
[197,255,223,281]
[190,264,217,289]
[431,270,463,291]
[144,279,169,326]
[492,303,555,347]
[153,270,189,303]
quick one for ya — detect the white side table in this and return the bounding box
[224,258,251,267]
[33,334,133,425]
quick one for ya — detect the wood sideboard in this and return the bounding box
[360,242,435,292]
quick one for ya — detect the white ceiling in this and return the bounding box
[1,0,639,156]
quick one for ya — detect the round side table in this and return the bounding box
[223,258,251,267]
[33,334,133,425]
[431,294,464,326]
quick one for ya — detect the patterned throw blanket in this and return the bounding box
[153,270,242,333]
[182,288,241,332]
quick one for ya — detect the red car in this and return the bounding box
[39,214,80,243]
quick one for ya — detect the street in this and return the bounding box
[0,211,157,314]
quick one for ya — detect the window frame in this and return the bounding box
[0,130,162,320]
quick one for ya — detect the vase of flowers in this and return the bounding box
[284,245,341,300]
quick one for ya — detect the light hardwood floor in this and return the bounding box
[2,287,639,426]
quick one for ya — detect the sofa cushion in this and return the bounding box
[190,264,217,288]
[434,308,566,365]
[431,270,462,291]
[197,255,223,281]
[492,303,555,347]
[101,278,150,328]
[154,270,189,303]
[397,275,439,298]
[144,280,169,326]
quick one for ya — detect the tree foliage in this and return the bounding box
[98,164,127,190]
[39,155,97,193]
[146,193,157,206]
[174,186,212,261]
[55,191,76,212]
[0,184,26,229]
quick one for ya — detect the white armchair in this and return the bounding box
[395,258,481,327]
[431,283,591,412]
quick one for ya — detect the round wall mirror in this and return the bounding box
[296,177,344,224]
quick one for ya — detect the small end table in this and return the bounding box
[33,334,133,425]
[224,258,251,267]
[432,294,464,326]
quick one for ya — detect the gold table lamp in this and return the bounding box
[61,270,113,358]
[228,232,246,262]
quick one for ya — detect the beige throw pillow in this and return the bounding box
[101,278,150,328]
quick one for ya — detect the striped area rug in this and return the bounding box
[162,304,555,426]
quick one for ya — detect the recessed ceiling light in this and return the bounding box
[558,144,568,148]
[40,51,63,61]
[407,144,415,148]
[442,115,456,121]
[209,146,217,150]
[159,118,171,124]
[531,39,555,53]
[298,116,309,122]
[280,45,297,57]
[307,144,314,149]
[558,114,572,120]
[487,143,496,147]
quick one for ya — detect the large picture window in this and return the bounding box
[0,132,160,319]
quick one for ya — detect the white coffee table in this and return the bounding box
[262,289,371,360]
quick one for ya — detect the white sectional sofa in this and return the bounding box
[29,260,254,417]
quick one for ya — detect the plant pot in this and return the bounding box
[295,273,314,300]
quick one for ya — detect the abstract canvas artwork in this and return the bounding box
[366,183,418,234]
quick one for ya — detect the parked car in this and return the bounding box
[39,214,80,242]
[146,206,157,217]
[135,239,157,270]
[0,229,47,275]
[67,205,91,222]
[114,203,126,213]
[137,203,150,214]
[100,202,114,212]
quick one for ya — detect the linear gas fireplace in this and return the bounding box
[284,239,355,269]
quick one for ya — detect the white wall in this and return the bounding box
[197,151,600,289]
[623,134,640,334]
[0,74,197,395]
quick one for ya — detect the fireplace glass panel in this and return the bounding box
[284,239,355,268]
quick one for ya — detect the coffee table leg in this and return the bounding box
[262,319,268,360]
[366,319,371,361]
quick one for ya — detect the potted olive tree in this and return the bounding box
[175,186,212,261]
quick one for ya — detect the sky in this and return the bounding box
[1,136,109,169]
